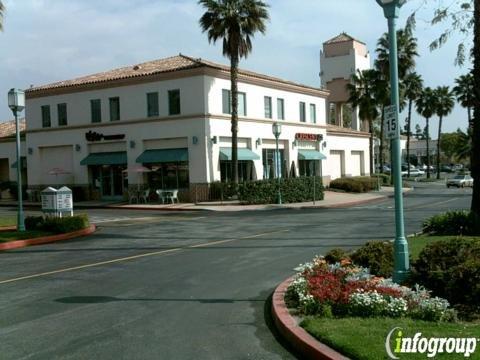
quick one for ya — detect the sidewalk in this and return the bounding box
[0,187,409,212]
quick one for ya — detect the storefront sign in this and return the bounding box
[86,131,125,142]
[295,133,323,142]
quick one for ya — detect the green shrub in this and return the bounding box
[25,214,89,234]
[422,211,476,235]
[208,182,238,200]
[371,174,390,186]
[329,177,378,193]
[350,241,394,278]
[238,177,324,204]
[411,238,480,308]
[25,216,45,231]
[324,248,350,264]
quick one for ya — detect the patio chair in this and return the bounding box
[129,190,139,204]
[156,189,166,204]
[165,189,179,204]
[140,189,150,204]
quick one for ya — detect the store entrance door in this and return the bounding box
[100,165,126,200]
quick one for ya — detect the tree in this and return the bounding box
[453,73,475,130]
[441,129,471,162]
[403,72,423,177]
[199,0,269,185]
[415,124,423,140]
[347,69,381,175]
[433,86,455,179]
[0,1,4,32]
[375,29,419,81]
[409,0,479,228]
[416,87,437,179]
[375,28,418,175]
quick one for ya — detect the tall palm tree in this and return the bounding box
[199,0,269,185]
[403,72,423,177]
[472,1,480,222]
[453,73,475,130]
[433,86,455,179]
[375,28,418,174]
[347,69,380,175]
[0,1,4,32]
[416,87,437,179]
[375,28,419,81]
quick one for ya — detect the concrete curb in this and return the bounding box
[271,276,350,360]
[0,224,97,251]
[0,226,17,232]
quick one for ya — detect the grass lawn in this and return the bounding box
[408,235,480,260]
[302,317,480,360]
[0,216,16,227]
[0,230,53,243]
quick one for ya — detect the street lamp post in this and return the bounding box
[8,89,26,232]
[375,0,409,283]
[272,122,282,205]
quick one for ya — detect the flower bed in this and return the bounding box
[285,256,455,322]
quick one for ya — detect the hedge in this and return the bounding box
[25,214,90,234]
[371,173,390,186]
[238,177,324,204]
[423,211,478,236]
[329,176,378,193]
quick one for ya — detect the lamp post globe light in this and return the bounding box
[375,0,409,283]
[272,122,282,205]
[8,88,26,232]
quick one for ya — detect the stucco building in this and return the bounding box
[1,54,371,201]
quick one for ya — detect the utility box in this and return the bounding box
[57,186,73,217]
[41,187,58,215]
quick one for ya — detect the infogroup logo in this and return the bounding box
[385,327,479,359]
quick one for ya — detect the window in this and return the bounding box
[109,97,120,121]
[262,149,285,179]
[310,104,316,123]
[90,99,102,123]
[264,96,272,119]
[57,103,67,126]
[41,105,51,128]
[168,89,181,115]
[299,102,306,122]
[277,98,285,120]
[222,89,231,114]
[147,92,159,117]
[222,89,247,116]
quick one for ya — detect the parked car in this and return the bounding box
[440,165,453,173]
[401,168,425,178]
[446,175,474,188]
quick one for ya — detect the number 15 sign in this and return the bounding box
[384,105,398,140]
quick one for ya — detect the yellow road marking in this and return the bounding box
[0,229,289,285]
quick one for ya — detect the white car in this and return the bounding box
[446,175,474,188]
[401,168,425,178]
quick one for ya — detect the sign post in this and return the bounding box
[56,186,73,217]
[41,187,58,215]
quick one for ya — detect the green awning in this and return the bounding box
[136,148,188,164]
[80,152,127,166]
[11,157,27,169]
[219,148,260,161]
[298,150,327,160]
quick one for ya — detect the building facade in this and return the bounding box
[1,55,370,201]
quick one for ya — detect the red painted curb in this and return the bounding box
[0,224,96,251]
[271,276,350,360]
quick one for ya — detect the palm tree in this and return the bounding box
[416,87,437,179]
[0,1,4,32]
[375,28,419,81]
[403,72,423,177]
[453,73,475,130]
[433,86,455,179]
[199,0,269,185]
[375,28,418,175]
[347,69,380,175]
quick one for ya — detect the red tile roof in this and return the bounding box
[26,54,328,95]
[0,119,26,139]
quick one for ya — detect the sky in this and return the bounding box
[0,0,472,138]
